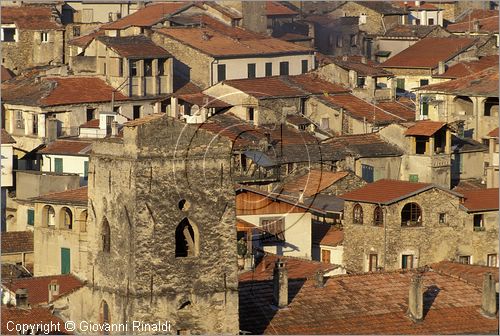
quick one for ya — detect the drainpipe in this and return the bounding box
[381,14,387,34]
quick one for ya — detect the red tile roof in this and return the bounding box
[31,187,88,206]
[1,65,14,82]
[282,170,349,197]
[177,92,232,108]
[431,260,499,287]
[155,27,312,58]
[312,223,344,247]
[222,76,306,99]
[460,188,499,212]
[104,2,187,29]
[239,253,335,282]
[447,15,499,33]
[487,127,499,137]
[434,55,498,79]
[404,120,447,136]
[395,1,439,10]
[2,274,84,306]
[266,1,298,16]
[382,37,477,69]
[1,129,16,144]
[1,231,33,254]
[236,218,258,232]
[455,9,499,23]
[1,307,69,335]
[339,179,443,204]
[1,6,63,30]
[96,35,171,59]
[239,269,499,334]
[68,27,105,48]
[375,100,416,121]
[419,65,499,97]
[319,54,393,77]
[79,119,100,129]
[286,73,350,95]
[38,140,92,156]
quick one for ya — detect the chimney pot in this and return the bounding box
[361,57,367,64]
[408,274,424,322]
[315,270,325,288]
[15,288,29,309]
[48,280,60,303]
[273,259,288,308]
[473,20,480,32]
[481,272,498,317]
[415,1,421,6]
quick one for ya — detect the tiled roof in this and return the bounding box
[382,37,477,69]
[460,188,499,212]
[2,274,84,306]
[96,35,171,59]
[1,264,32,281]
[239,269,499,334]
[431,261,499,287]
[434,55,498,79]
[312,223,343,246]
[323,133,404,158]
[1,76,127,107]
[1,231,33,254]
[447,15,499,33]
[286,73,351,95]
[404,120,447,136]
[31,186,88,206]
[173,80,203,95]
[38,140,92,156]
[203,2,242,20]
[455,9,499,23]
[124,113,165,127]
[277,32,312,42]
[282,170,349,197]
[266,1,298,16]
[487,127,499,137]
[395,1,439,10]
[353,1,407,15]
[1,6,63,30]
[339,179,439,204]
[1,129,16,144]
[79,119,100,129]
[1,65,14,82]
[1,307,69,335]
[239,253,335,282]
[236,218,258,232]
[319,54,393,77]
[419,65,499,97]
[155,27,312,58]
[375,100,416,121]
[384,24,443,38]
[68,27,104,48]
[177,92,232,108]
[104,2,187,29]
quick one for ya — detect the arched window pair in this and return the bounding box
[353,204,384,226]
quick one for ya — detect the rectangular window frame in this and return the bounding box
[1,27,17,42]
[247,63,256,79]
[217,64,226,82]
[458,255,471,264]
[487,254,497,267]
[260,217,285,242]
[265,62,273,76]
[369,253,378,272]
[402,254,414,269]
[279,61,289,76]
[27,209,35,226]
[54,158,63,174]
[301,59,308,74]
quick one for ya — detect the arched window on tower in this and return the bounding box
[175,218,198,257]
[102,218,111,253]
[353,204,363,224]
[100,300,110,334]
[373,206,383,226]
[401,203,422,227]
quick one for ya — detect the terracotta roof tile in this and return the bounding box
[266,2,298,16]
[339,179,436,204]
[395,1,439,10]
[79,119,100,129]
[222,76,307,99]
[455,9,499,23]
[176,92,231,108]
[2,274,84,306]
[434,55,498,79]
[431,260,499,287]
[487,127,499,137]
[286,73,350,95]
[31,187,88,206]
[312,223,343,246]
[404,120,447,136]
[1,231,33,254]
[282,170,349,197]
[1,307,69,335]
[1,129,16,144]
[96,35,171,59]
[384,24,443,38]
[460,188,499,212]
[68,27,104,48]
[38,140,92,156]
[447,15,499,33]
[1,6,63,30]
[375,100,416,121]
[354,1,408,15]
[323,133,404,158]
[1,65,14,82]
[236,218,258,232]
[124,113,165,127]
[319,54,393,77]
[104,2,187,29]
[382,37,477,69]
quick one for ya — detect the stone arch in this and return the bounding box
[59,207,73,229]
[453,96,473,116]
[353,203,363,224]
[79,210,88,232]
[401,202,422,227]
[99,300,110,334]
[484,97,499,117]
[102,217,111,253]
[42,205,56,227]
[373,206,383,226]
[175,218,199,257]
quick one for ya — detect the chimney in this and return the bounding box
[48,280,60,303]
[407,274,423,322]
[273,259,288,308]
[438,61,446,75]
[473,20,480,32]
[415,1,421,6]
[46,117,58,143]
[361,57,367,64]
[298,189,304,203]
[315,270,325,288]
[15,289,29,309]
[136,1,145,9]
[481,272,498,317]
[111,121,119,136]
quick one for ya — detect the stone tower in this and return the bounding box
[78,115,239,334]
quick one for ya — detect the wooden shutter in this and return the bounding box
[61,248,71,274]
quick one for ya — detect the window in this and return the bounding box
[54,158,63,173]
[175,218,197,257]
[356,76,365,88]
[279,61,289,76]
[350,34,357,46]
[373,206,383,226]
[415,18,421,25]
[72,26,80,37]
[301,60,308,74]
[265,62,273,76]
[247,107,254,122]
[133,105,142,120]
[113,106,120,113]
[419,79,429,87]
[359,13,367,24]
[428,18,434,25]
[362,164,374,183]
[61,207,73,230]
[40,32,49,43]
[487,254,497,267]
[158,59,166,76]
[43,206,56,227]
[32,115,38,135]
[1,28,17,42]
[102,218,111,253]
[402,254,414,269]
[438,213,446,224]
[106,115,113,135]
[353,204,363,224]
[396,78,405,91]
[100,300,110,327]
[117,58,123,77]
[321,249,331,263]
[217,64,226,81]
[61,248,70,274]
[79,210,88,233]
[27,209,35,226]
[144,59,153,77]
[130,60,138,77]
[321,118,329,130]
[83,161,89,180]
[369,254,378,272]
[260,217,285,241]
[86,108,95,121]
[415,136,427,154]
[473,214,484,231]
[247,63,256,79]
[401,202,422,226]
[458,255,471,264]
[15,111,25,129]
[336,35,342,47]
[421,101,429,116]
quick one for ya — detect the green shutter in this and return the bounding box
[409,174,419,182]
[27,209,35,226]
[54,158,63,173]
[61,248,70,274]
[396,78,405,90]
[84,161,89,178]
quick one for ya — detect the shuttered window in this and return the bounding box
[27,209,35,226]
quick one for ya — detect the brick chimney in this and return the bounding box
[48,280,60,303]
[408,274,423,322]
[46,117,58,143]
[481,272,498,317]
[273,259,288,308]
[15,288,29,309]
[438,61,446,75]
[361,57,367,64]
[315,270,325,288]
